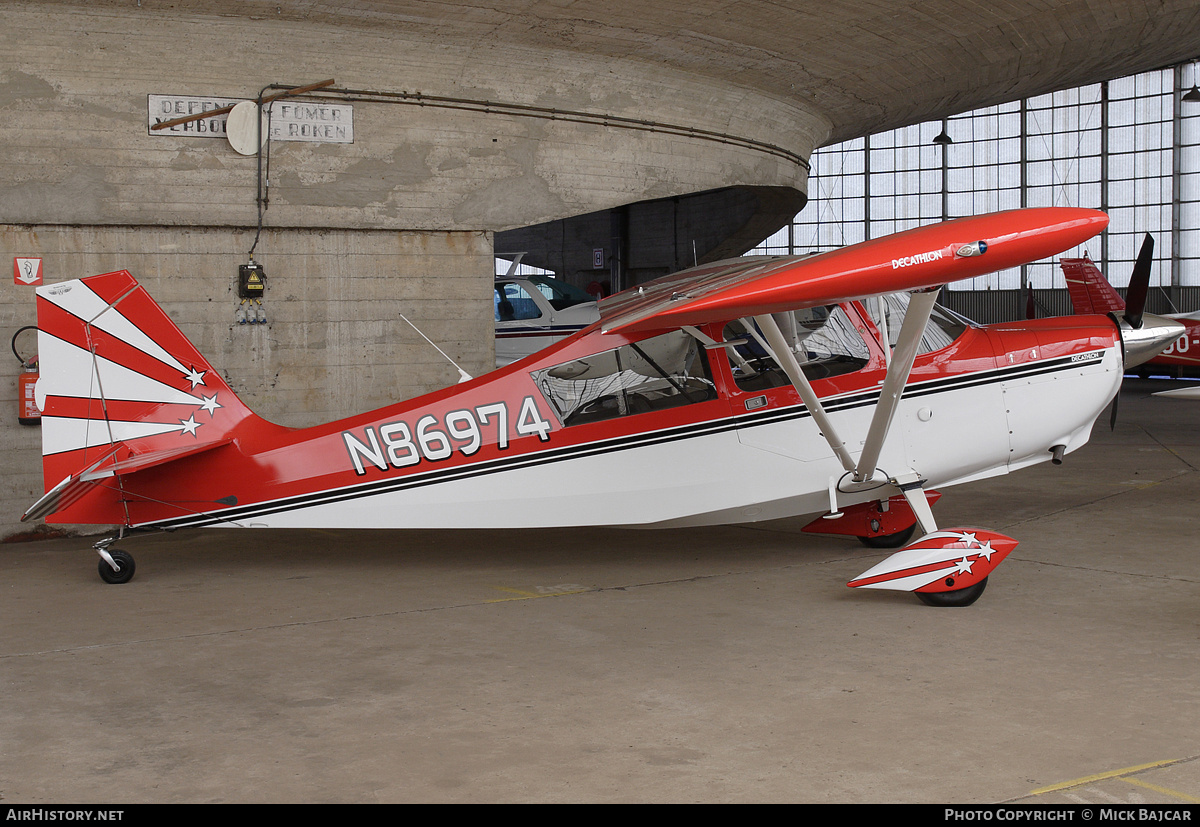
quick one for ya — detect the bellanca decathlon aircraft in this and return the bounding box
[22,207,1184,605]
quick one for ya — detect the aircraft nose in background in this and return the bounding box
[1119,313,1186,369]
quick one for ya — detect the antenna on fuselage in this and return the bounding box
[399,313,473,384]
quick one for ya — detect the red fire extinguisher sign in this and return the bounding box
[14,258,43,286]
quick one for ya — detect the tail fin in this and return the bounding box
[1061,256,1126,316]
[26,271,257,523]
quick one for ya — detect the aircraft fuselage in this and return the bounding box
[71,301,1120,533]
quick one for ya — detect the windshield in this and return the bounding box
[861,293,969,354]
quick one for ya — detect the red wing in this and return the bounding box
[599,207,1108,335]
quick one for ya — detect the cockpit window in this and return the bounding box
[533,330,717,427]
[722,305,870,392]
[861,293,969,354]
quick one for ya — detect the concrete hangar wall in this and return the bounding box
[0,2,821,536]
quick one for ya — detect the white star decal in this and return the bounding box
[185,367,207,389]
[954,556,975,575]
[198,393,221,416]
[975,540,995,561]
[179,415,200,437]
[957,531,978,547]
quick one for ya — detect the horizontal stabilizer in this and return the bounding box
[22,438,236,523]
[22,447,121,522]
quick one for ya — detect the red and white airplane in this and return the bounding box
[22,207,1183,605]
[1062,243,1200,370]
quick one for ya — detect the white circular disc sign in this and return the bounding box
[226,100,267,156]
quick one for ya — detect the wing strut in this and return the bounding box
[752,314,856,472]
[755,289,942,532]
[852,288,939,484]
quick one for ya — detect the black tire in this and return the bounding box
[858,523,916,549]
[917,576,987,607]
[98,550,135,585]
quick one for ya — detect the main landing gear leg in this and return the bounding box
[895,473,938,536]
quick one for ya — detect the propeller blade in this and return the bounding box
[1123,233,1154,330]
[1109,387,1120,431]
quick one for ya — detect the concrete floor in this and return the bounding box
[2,378,1198,804]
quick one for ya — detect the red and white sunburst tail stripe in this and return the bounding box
[846,529,1018,594]
[28,270,258,524]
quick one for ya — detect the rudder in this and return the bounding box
[31,271,256,517]
[1061,256,1126,316]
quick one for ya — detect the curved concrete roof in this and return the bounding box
[11,1,1200,237]
[67,0,1200,145]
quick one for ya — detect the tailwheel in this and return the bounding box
[916,576,988,607]
[98,549,136,585]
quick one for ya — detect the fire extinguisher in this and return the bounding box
[13,325,40,426]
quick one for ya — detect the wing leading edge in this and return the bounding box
[598,207,1108,336]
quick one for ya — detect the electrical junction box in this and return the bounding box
[238,262,266,299]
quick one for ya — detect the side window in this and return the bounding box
[533,330,717,427]
[494,282,542,322]
[527,275,595,310]
[723,305,870,392]
[862,293,968,355]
